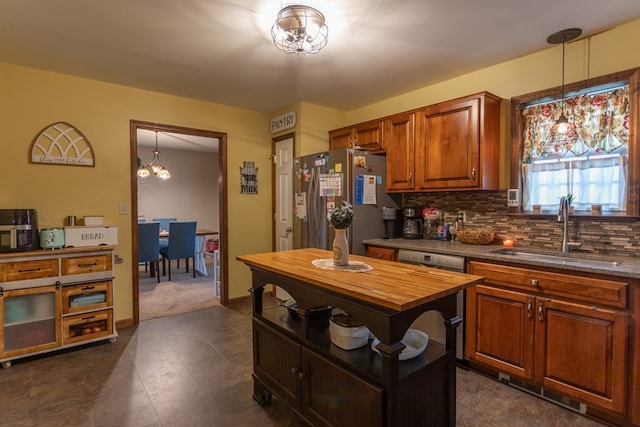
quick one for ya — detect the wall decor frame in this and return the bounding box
[240,161,258,194]
[29,121,95,166]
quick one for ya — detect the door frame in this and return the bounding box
[129,120,228,325]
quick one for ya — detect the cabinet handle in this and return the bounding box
[81,286,96,291]
[408,172,413,183]
[78,262,98,268]
[376,254,382,259]
[527,301,533,320]
[290,367,307,379]
[19,267,41,273]
[531,279,539,287]
[537,303,544,322]
[471,168,476,182]
[82,315,96,321]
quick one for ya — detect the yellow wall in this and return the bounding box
[0,63,273,321]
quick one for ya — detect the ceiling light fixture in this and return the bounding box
[271,4,328,55]
[137,131,171,180]
[546,28,582,143]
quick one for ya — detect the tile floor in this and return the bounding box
[0,298,609,427]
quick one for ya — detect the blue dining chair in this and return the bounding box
[152,217,177,232]
[153,217,176,251]
[138,222,160,283]
[160,221,197,281]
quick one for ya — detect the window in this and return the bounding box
[510,68,640,216]
[521,85,628,212]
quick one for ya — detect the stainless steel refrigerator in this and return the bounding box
[293,148,399,256]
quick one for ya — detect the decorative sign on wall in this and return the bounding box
[241,161,258,194]
[29,122,95,166]
[270,110,296,134]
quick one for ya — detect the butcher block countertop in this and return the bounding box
[236,248,483,312]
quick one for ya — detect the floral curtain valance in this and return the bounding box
[521,85,629,163]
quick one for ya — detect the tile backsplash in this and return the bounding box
[404,191,640,259]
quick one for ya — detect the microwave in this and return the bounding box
[0,209,40,252]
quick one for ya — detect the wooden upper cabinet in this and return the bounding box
[415,92,501,191]
[328,127,354,150]
[329,120,383,151]
[384,112,416,191]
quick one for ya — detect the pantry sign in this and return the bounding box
[270,110,296,134]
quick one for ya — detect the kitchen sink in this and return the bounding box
[489,248,622,268]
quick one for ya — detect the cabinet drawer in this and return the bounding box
[367,246,397,261]
[62,309,113,344]
[61,254,112,276]
[62,281,112,314]
[468,261,628,309]
[0,259,59,282]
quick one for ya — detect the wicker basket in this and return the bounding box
[456,228,496,245]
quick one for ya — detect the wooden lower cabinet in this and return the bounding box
[247,260,461,427]
[254,319,383,427]
[0,247,117,367]
[466,261,630,418]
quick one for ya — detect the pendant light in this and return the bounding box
[546,28,582,144]
[137,131,171,180]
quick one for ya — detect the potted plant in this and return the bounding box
[328,201,353,266]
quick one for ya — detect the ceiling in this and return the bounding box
[2,1,640,116]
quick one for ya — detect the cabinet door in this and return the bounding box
[366,246,397,261]
[253,319,302,409]
[353,121,383,151]
[466,285,535,380]
[329,128,353,150]
[415,97,480,190]
[535,298,628,414]
[301,347,383,427]
[384,112,416,191]
[1,285,61,357]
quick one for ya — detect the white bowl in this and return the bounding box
[371,328,429,360]
[83,215,104,226]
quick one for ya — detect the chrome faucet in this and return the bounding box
[557,196,582,253]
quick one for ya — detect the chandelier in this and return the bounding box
[137,131,171,180]
[271,4,328,55]
[546,28,582,146]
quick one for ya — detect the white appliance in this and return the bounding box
[397,249,466,360]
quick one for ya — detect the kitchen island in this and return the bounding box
[237,248,483,427]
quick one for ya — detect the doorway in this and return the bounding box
[130,120,228,325]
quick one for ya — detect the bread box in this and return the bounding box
[64,226,118,247]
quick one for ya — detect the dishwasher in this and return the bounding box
[397,249,467,360]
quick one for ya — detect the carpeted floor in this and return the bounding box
[138,260,219,321]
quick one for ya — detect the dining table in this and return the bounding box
[159,229,218,276]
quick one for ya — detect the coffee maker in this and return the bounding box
[0,209,40,252]
[381,207,402,239]
[402,207,423,239]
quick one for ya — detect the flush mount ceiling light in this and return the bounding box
[271,4,328,55]
[137,131,171,180]
[546,28,582,144]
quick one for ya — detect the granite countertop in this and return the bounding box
[363,238,640,279]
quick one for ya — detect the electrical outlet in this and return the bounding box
[458,211,467,223]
